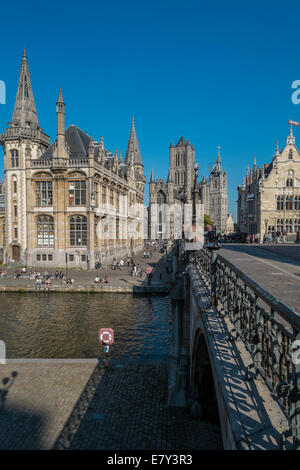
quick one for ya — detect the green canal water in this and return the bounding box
[0,293,172,360]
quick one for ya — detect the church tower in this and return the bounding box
[169,136,195,201]
[208,147,228,232]
[0,49,50,262]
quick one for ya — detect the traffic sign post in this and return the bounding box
[98,328,114,367]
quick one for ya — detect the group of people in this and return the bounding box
[131,264,143,277]
[94,275,109,284]
[112,258,125,270]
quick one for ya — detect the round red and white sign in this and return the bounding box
[98,328,114,345]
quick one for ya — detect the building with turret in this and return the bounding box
[149,138,231,238]
[237,123,300,242]
[0,50,145,268]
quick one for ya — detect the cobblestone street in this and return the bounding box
[0,360,222,450]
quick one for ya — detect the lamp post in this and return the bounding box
[192,162,199,227]
[206,231,221,306]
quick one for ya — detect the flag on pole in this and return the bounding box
[288,120,300,127]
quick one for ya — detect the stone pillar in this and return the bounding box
[167,273,190,408]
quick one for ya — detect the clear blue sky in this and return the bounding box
[1,0,300,218]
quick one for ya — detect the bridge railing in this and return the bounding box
[192,246,300,449]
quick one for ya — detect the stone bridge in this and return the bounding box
[168,244,300,450]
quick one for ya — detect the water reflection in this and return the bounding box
[0,293,172,360]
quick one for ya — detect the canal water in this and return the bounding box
[0,293,172,360]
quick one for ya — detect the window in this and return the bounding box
[13,180,17,193]
[69,180,86,206]
[42,254,47,261]
[102,186,107,204]
[110,189,114,206]
[14,205,17,217]
[69,255,74,262]
[37,215,54,247]
[81,255,86,262]
[295,219,300,232]
[295,196,300,210]
[157,191,166,206]
[70,215,87,246]
[36,254,41,261]
[289,149,293,160]
[14,227,18,239]
[116,217,120,241]
[36,181,53,206]
[48,254,53,261]
[286,219,293,233]
[277,195,284,210]
[277,219,284,232]
[286,195,293,210]
[116,193,120,212]
[286,178,294,187]
[11,150,19,167]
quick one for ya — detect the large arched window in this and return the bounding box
[11,149,19,168]
[157,190,166,206]
[37,215,54,247]
[70,215,87,246]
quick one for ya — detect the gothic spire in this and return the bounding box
[11,49,39,129]
[167,170,173,183]
[150,169,155,183]
[125,116,142,165]
[217,145,221,163]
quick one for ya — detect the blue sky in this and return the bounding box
[1,0,300,218]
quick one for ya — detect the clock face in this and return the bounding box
[288,138,294,145]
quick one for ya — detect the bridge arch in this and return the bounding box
[191,328,220,425]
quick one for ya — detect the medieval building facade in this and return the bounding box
[149,137,232,238]
[237,124,300,242]
[0,50,145,268]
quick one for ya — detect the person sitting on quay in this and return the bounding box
[14,269,22,279]
[35,277,42,290]
[94,276,100,283]
[101,276,109,283]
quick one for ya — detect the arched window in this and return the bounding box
[286,178,294,187]
[11,149,19,168]
[289,149,293,160]
[157,190,166,206]
[70,215,87,246]
[37,215,54,247]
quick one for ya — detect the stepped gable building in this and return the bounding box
[0,50,145,268]
[237,124,300,242]
[149,137,232,238]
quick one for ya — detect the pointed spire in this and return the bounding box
[57,87,64,103]
[56,87,67,158]
[100,136,104,151]
[11,49,39,129]
[167,170,173,183]
[150,169,155,183]
[125,116,142,165]
[275,140,280,157]
[217,146,221,163]
[287,121,296,145]
[119,151,123,164]
[253,155,256,167]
